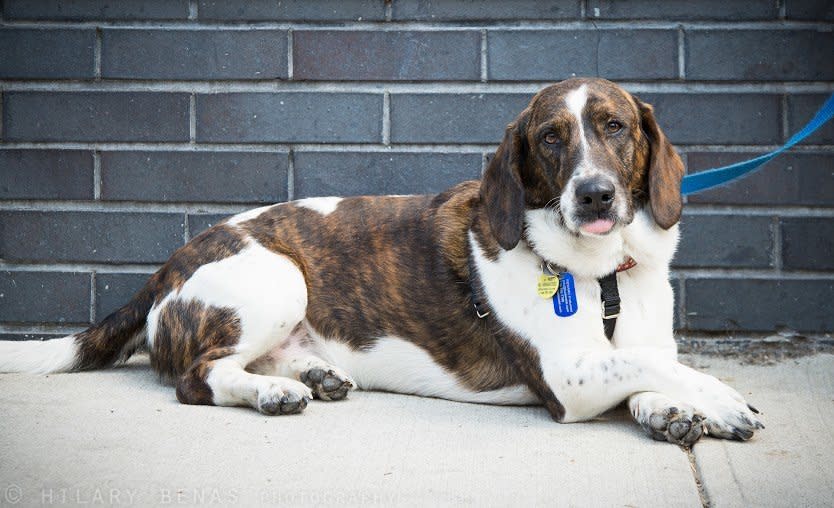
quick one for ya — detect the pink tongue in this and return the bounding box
[581,219,615,234]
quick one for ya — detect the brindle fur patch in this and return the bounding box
[152,299,242,383]
[73,224,247,372]
[240,183,523,395]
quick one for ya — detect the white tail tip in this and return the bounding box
[0,336,78,374]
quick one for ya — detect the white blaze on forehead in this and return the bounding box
[565,84,590,170]
[294,196,343,216]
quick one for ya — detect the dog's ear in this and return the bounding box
[637,98,685,229]
[480,110,530,250]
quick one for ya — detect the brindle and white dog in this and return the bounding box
[0,78,763,445]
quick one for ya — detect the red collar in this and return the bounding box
[616,257,637,273]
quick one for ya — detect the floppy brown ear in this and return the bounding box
[480,111,529,250]
[637,99,685,229]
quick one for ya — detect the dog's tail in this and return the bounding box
[0,275,159,374]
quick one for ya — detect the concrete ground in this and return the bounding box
[0,354,832,507]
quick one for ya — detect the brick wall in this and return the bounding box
[1,0,832,352]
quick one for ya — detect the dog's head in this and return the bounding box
[480,78,684,250]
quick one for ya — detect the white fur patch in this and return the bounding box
[294,197,342,216]
[565,84,589,169]
[311,332,537,405]
[148,242,307,363]
[0,335,78,374]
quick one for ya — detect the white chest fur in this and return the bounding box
[470,208,680,357]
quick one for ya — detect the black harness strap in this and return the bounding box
[598,272,621,341]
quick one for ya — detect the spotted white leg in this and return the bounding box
[207,357,313,415]
[542,347,763,440]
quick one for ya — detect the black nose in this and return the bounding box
[575,179,615,213]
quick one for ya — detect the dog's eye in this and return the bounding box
[606,120,623,134]
[544,133,559,144]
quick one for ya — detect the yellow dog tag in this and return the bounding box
[536,274,560,298]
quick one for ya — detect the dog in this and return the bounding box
[0,78,763,445]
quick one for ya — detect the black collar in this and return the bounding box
[468,257,636,341]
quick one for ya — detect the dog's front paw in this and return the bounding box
[631,393,705,446]
[689,373,764,441]
[300,366,356,401]
[644,405,705,446]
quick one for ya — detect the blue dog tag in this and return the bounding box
[553,272,578,317]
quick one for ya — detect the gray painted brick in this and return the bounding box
[197,93,382,143]
[390,93,531,144]
[686,30,834,81]
[788,95,834,145]
[3,92,189,142]
[786,0,834,20]
[488,30,678,81]
[393,0,581,20]
[100,151,288,203]
[0,150,94,200]
[188,213,235,238]
[294,31,480,81]
[674,215,773,269]
[197,0,385,21]
[685,278,834,332]
[686,152,834,207]
[0,211,184,263]
[95,272,151,320]
[0,29,95,79]
[782,218,834,271]
[587,0,777,20]
[3,0,190,19]
[102,29,288,80]
[0,271,91,325]
[294,152,482,198]
[639,93,782,145]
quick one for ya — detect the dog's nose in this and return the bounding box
[575,179,615,213]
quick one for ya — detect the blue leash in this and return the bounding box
[680,93,834,196]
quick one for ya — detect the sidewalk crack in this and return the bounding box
[686,446,711,508]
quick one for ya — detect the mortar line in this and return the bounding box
[188,0,198,20]
[677,25,686,80]
[781,93,790,142]
[3,140,833,153]
[384,0,393,22]
[777,0,787,20]
[0,262,160,273]
[2,79,833,94]
[480,29,488,82]
[1,199,833,216]
[0,19,827,30]
[89,272,97,323]
[686,447,711,508]
[382,91,391,145]
[287,29,294,80]
[189,93,197,142]
[580,0,588,19]
[287,149,295,201]
[92,151,102,199]
[183,212,191,243]
[772,215,783,271]
[0,324,89,336]
[94,27,102,79]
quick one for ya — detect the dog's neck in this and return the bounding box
[522,207,680,279]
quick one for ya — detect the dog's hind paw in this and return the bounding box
[300,366,356,401]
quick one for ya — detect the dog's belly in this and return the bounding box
[305,325,538,406]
